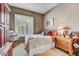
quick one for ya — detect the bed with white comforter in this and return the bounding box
[25,34,55,56]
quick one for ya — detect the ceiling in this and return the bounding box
[8,3,58,14]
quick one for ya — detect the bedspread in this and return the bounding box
[25,36,55,56]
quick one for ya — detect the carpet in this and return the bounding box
[13,43,69,56]
[35,48,69,56]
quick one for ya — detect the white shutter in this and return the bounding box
[15,14,34,36]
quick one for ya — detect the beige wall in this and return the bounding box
[9,6,44,34]
[44,3,79,31]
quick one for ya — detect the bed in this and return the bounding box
[25,34,55,56]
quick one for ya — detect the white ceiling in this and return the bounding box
[8,3,58,14]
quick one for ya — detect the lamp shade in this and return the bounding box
[10,30,15,35]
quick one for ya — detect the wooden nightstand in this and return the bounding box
[73,37,79,55]
[51,36,58,42]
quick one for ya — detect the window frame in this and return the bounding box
[14,14,34,36]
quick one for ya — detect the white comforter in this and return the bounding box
[25,34,55,56]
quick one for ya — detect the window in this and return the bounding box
[15,14,34,36]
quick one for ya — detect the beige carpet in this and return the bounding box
[13,43,28,56]
[13,43,69,56]
[35,48,69,56]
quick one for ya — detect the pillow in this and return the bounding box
[41,31,44,35]
[29,34,43,39]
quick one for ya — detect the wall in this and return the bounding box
[44,3,79,31]
[9,6,44,34]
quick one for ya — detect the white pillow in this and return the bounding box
[30,34,43,39]
[73,44,79,48]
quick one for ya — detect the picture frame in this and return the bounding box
[46,21,50,26]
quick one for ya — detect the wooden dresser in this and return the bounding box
[55,36,74,55]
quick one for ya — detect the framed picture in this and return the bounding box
[46,18,55,27]
[46,21,50,26]
[53,18,54,26]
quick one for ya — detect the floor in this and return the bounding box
[36,48,69,56]
[13,43,69,56]
[13,43,28,56]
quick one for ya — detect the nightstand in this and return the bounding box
[73,37,79,55]
[73,43,79,56]
[51,36,57,42]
